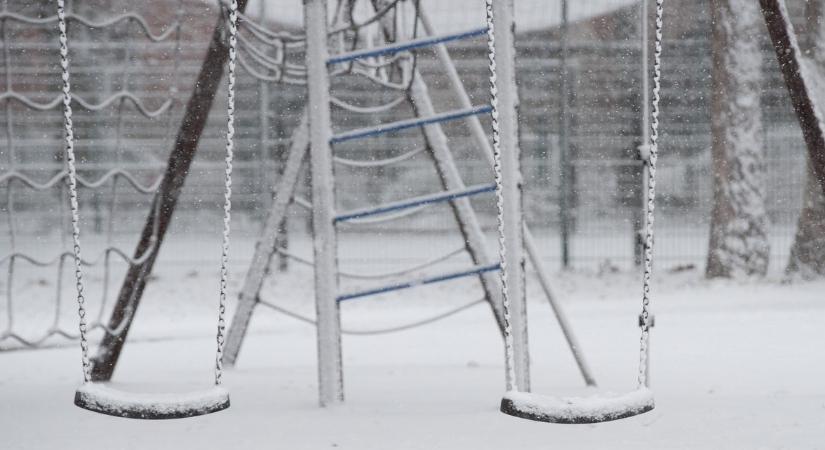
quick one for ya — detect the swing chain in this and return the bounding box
[215,0,238,386]
[60,0,237,386]
[638,0,664,389]
[485,0,517,392]
[58,0,91,384]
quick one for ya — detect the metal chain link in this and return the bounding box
[215,0,238,386]
[637,0,664,389]
[485,0,516,392]
[57,0,91,383]
[60,0,237,385]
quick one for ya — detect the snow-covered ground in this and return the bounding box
[2,249,824,449]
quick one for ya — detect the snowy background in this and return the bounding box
[2,0,825,448]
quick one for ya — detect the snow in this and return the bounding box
[2,244,825,448]
[502,388,654,424]
[74,383,230,419]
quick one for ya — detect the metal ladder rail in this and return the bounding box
[334,183,495,223]
[327,26,487,65]
[336,263,501,302]
[330,105,491,144]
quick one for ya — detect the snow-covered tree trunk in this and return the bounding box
[706,0,770,278]
[786,0,825,278]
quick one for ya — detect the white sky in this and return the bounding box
[243,0,639,33]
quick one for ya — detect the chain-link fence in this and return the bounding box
[0,0,815,279]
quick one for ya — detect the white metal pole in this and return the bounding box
[304,0,344,406]
[492,0,530,392]
[223,114,309,366]
[420,7,595,387]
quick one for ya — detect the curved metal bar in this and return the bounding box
[231,0,403,41]
[244,46,407,74]
[0,316,133,348]
[257,296,484,335]
[73,92,173,118]
[237,52,285,83]
[272,64,411,90]
[333,146,424,167]
[1,169,162,193]
[333,66,409,90]
[327,0,404,35]
[329,94,406,114]
[238,33,284,69]
[1,240,158,268]
[0,91,172,118]
[0,12,178,42]
[236,10,304,42]
[238,15,301,45]
[275,245,467,281]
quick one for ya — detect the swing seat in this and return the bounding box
[500,388,654,424]
[75,382,230,419]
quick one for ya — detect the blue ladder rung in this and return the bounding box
[335,183,496,223]
[327,27,488,65]
[330,105,493,144]
[336,263,501,302]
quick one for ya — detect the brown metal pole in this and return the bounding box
[761,0,825,197]
[90,1,250,381]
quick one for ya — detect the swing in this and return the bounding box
[486,0,663,424]
[58,0,238,419]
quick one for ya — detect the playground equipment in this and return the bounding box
[219,0,599,406]
[2,0,672,418]
[59,0,238,419]
[488,0,662,424]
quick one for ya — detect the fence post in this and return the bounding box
[559,0,571,269]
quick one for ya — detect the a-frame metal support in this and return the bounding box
[223,0,597,401]
[223,114,308,366]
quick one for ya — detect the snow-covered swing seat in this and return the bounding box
[57,0,239,419]
[484,0,664,424]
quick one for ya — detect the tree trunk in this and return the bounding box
[786,0,825,279]
[706,0,770,278]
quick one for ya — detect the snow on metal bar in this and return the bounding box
[0,12,178,42]
[330,105,493,144]
[336,263,501,302]
[1,169,161,193]
[327,26,488,65]
[334,182,496,223]
[0,91,172,118]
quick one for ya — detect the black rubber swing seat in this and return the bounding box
[74,383,230,419]
[500,388,654,424]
